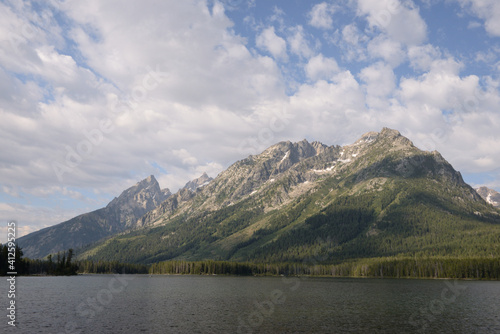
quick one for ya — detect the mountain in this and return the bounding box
[476,186,500,208]
[78,128,500,264]
[183,172,213,191]
[17,175,171,259]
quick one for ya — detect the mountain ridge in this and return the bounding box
[17,175,171,258]
[476,186,500,208]
[75,128,500,264]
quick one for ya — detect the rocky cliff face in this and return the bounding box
[22,128,500,263]
[106,175,171,228]
[78,128,500,264]
[183,172,213,191]
[476,186,500,207]
[18,175,170,258]
[137,128,481,228]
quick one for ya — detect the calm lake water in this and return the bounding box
[1,275,499,333]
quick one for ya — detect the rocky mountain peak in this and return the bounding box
[108,175,165,208]
[105,175,172,228]
[17,174,171,258]
[183,172,213,191]
[476,186,500,207]
[376,128,414,148]
[291,139,318,162]
[162,188,172,198]
[354,131,378,145]
[22,128,500,261]
[78,128,500,265]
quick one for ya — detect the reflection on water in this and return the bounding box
[1,275,499,333]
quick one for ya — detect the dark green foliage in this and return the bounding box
[148,257,500,279]
[244,177,500,264]
[79,175,500,268]
[80,198,266,264]
[77,145,500,278]
[309,256,500,279]
[0,244,29,275]
[76,260,149,274]
[25,249,79,275]
[150,260,254,275]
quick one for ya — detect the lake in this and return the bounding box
[1,275,499,333]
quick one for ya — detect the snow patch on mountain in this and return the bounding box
[280,151,290,163]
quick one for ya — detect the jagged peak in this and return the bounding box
[264,140,293,152]
[138,175,158,187]
[371,127,414,148]
[106,175,163,209]
[380,127,401,137]
[183,172,213,191]
[359,130,378,140]
[476,186,500,207]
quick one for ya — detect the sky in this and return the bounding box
[1,0,500,240]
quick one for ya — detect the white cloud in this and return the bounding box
[287,25,315,59]
[0,202,87,242]
[256,26,287,60]
[340,23,369,61]
[0,0,294,232]
[360,62,396,109]
[305,54,339,81]
[393,56,500,174]
[289,70,369,144]
[342,23,365,46]
[408,44,442,71]
[58,0,286,111]
[2,0,500,236]
[367,35,405,67]
[356,0,427,46]
[468,20,482,29]
[173,149,199,166]
[398,58,477,110]
[456,0,500,36]
[308,2,336,29]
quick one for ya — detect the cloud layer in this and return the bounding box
[1,0,499,238]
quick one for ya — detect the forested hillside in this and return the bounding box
[77,129,500,267]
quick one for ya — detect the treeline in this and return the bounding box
[0,243,29,275]
[148,257,500,279]
[27,257,148,275]
[3,245,500,279]
[26,249,78,275]
[150,260,254,275]
[76,260,149,274]
[329,256,500,279]
[1,243,147,275]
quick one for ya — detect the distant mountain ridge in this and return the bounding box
[476,186,500,208]
[183,172,213,191]
[17,175,171,258]
[76,128,500,264]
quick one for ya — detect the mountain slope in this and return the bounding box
[78,128,500,264]
[183,172,213,191]
[476,186,500,208]
[18,175,171,258]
